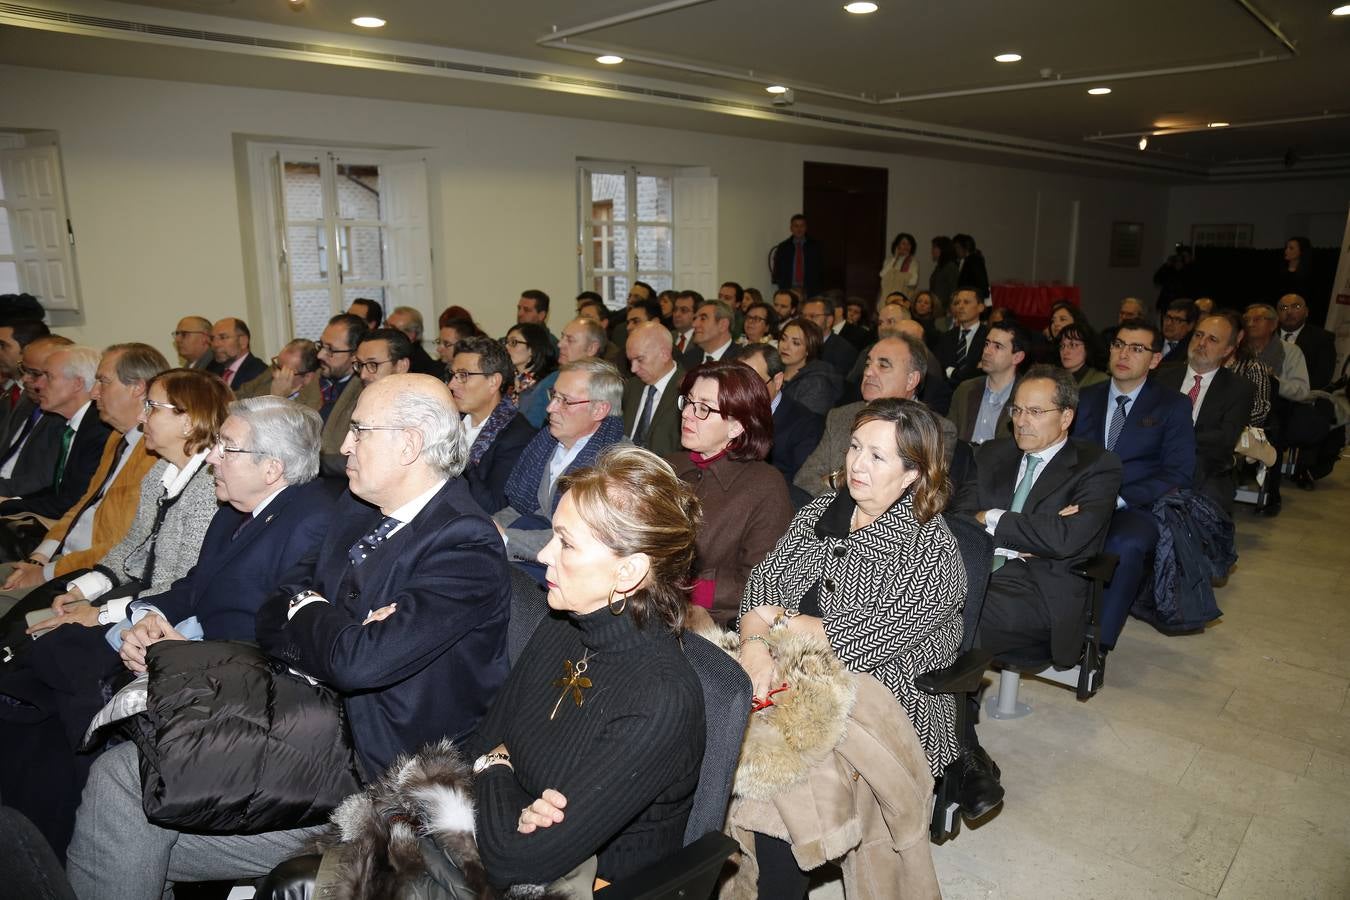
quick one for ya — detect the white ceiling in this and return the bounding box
[4,0,1349,179]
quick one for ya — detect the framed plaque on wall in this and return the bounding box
[1109,221,1143,267]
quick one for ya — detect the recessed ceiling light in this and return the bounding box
[1333,5,1350,16]
[844,2,879,13]
[1087,87,1112,95]
[1138,137,1149,151]
[765,85,789,94]
[994,53,1022,63]
[351,16,385,28]
[1207,121,1230,128]
[595,55,624,65]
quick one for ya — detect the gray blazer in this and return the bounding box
[320,377,364,477]
[793,400,957,498]
[96,458,220,597]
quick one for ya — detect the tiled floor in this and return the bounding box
[812,464,1350,899]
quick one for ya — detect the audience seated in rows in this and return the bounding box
[314,313,369,477]
[236,337,322,409]
[935,288,987,386]
[799,296,859,379]
[679,297,740,370]
[169,316,213,370]
[0,329,65,502]
[1160,299,1198,364]
[386,305,446,379]
[778,318,843,417]
[208,318,267,389]
[449,335,536,513]
[740,343,824,483]
[949,321,1027,444]
[346,297,383,332]
[503,321,557,428]
[622,321,684,457]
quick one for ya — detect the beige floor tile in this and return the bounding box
[1215,815,1350,899]
[1305,747,1350,784]
[1220,687,1350,753]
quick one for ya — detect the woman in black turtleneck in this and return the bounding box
[464,446,706,890]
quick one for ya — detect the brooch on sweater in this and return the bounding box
[549,650,595,720]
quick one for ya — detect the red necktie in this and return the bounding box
[1187,374,1203,408]
[6,384,18,410]
[793,241,804,285]
[675,334,687,354]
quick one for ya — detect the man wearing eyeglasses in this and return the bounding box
[952,365,1122,820]
[494,359,626,575]
[353,328,414,389]
[207,318,267,390]
[448,335,536,513]
[315,313,370,478]
[169,316,213,370]
[1073,318,1195,649]
[235,339,323,411]
[1275,294,1335,392]
[1160,299,1198,364]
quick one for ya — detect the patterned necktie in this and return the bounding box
[52,425,76,490]
[954,329,971,367]
[1187,374,1204,409]
[632,384,657,446]
[55,436,133,556]
[675,333,687,354]
[348,515,399,567]
[1106,395,1129,451]
[993,454,1043,572]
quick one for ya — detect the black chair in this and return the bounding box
[596,831,738,900]
[0,806,78,900]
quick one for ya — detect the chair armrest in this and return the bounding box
[1070,553,1118,584]
[915,649,993,695]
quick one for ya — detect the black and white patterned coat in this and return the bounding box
[739,490,966,777]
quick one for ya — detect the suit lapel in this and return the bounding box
[206,486,298,576]
[989,440,1022,508]
[1023,440,1078,511]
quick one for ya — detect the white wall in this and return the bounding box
[0,64,1177,357]
[1165,177,1350,251]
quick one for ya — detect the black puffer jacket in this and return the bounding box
[134,639,363,834]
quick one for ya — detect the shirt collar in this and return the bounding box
[1024,435,1069,467]
[250,483,289,519]
[67,400,93,431]
[648,362,678,397]
[704,338,733,359]
[770,392,782,414]
[1183,365,1219,388]
[161,450,210,496]
[386,478,449,525]
[1108,379,1146,408]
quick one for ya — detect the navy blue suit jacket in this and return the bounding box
[256,477,512,781]
[1073,379,1196,509]
[770,395,824,481]
[466,413,537,514]
[133,480,335,640]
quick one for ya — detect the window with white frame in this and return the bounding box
[578,163,719,309]
[247,143,433,352]
[0,135,82,311]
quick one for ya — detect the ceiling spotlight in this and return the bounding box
[351,16,385,28]
[844,2,879,13]
[1138,136,1148,151]
[994,53,1022,63]
[765,84,789,94]
[595,55,624,65]
[1333,5,1350,15]
[1207,121,1230,128]
[1087,87,1112,95]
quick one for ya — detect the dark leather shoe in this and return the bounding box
[1293,470,1315,491]
[957,747,1005,820]
[1256,499,1282,517]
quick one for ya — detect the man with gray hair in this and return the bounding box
[496,358,626,569]
[0,345,112,532]
[67,376,511,897]
[794,333,959,498]
[385,305,445,378]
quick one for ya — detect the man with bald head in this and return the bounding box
[209,317,267,389]
[622,321,684,457]
[171,316,214,370]
[67,374,513,897]
[794,333,959,497]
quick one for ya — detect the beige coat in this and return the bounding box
[719,634,940,900]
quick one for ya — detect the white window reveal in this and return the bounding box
[0,142,82,312]
[578,163,718,308]
[248,143,433,351]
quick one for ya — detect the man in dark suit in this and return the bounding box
[948,321,1026,444]
[935,289,988,386]
[622,322,684,458]
[449,335,536,513]
[0,345,112,529]
[1153,312,1254,513]
[1160,298,1197,364]
[740,343,824,485]
[2,395,333,857]
[208,318,267,390]
[771,213,824,299]
[386,306,447,379]
[170,316,214,370]
[1073,319,1195,648]
[679,299,742,370]
[799,297,858,378]
[1277,293,1337,391]
[953,365,1122,816]
[0,334,68,500]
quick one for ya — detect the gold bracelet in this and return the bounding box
[743,634,772,652]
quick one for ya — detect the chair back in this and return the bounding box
[506,564,550,666]
[0,806,77,900]
[943,512,993,653]
[679,631,752,846]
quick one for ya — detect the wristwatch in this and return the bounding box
[473,751,511,774]
[288,589,325,610]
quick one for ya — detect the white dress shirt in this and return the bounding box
[984,436,1069,559]
[1179,366,1218,424]
[628,364,677,440]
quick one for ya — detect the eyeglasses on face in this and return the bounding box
[1109,339,1154,356]
[170,330,208,339]
[434,339,458,349]
[317,343,354,355]
[19,366,44,379]
[677,395,723,420]
[1005,405,1065,419]
[448,370,487,383]
[143,398,180,414]
[353,358,392,375]
[546,389,592,407]
[210,437,266,457]
[502,338,529,350]
[1163,314,1191,325]
[346,422,406,443]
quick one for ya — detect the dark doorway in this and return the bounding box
[803,162,888,301]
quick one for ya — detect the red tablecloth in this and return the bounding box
[990,283,1081,331]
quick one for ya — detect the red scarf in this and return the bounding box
[689,447,729,470]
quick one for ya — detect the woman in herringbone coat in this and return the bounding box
[736,398,966,898]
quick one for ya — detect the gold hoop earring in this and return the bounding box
[608,587,629,616]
